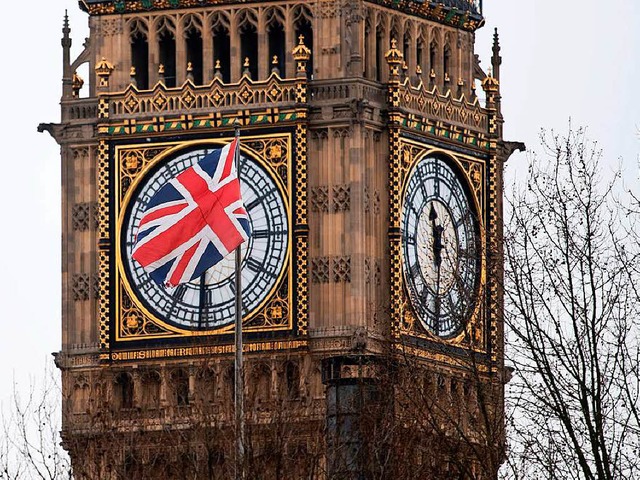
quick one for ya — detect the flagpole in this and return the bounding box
[233,123,245,480]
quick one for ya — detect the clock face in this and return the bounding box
[401,155,479,337]
[121,146,289,331]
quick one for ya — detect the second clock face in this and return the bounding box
[401,155,480,337]
[121,146,289,331]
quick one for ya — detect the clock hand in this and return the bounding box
[198,272,206,328]
[429,204,444,269]
[429,203,445,323]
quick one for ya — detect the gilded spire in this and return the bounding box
[292,35,311,78]
[492,28,502,82]
[62,10,73,99]
[384,38,404,82]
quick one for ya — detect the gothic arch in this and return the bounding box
[140,369,161,409]
[283,361,301,400]
[195,367,216,404]
[265,6,286,76]
[155,16,177,86]
[182,13,204,84]
[292,4,313,76]
[171,368,190,406]
[114,372,134,409]
[291,4,313,26]
[249,362,272,408]
[236,8,259,78]
[128,18,150,89]
[209,10,231,83]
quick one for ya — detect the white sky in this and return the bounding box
[0,0,638,406]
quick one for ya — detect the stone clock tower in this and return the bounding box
[41,0,522,478]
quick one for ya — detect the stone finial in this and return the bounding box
[429,68,436,89]
[72,71,84,97]
[95,57,114,89]
[492,27,502,82]
[292,35,311,78]
[457,77,464,98]
[158,63,165,83]
[129,66,137,87]
[186,61,194,82]
[242,57,251,78]
[384,38,403,81]
[214,59,223,81]
[271,55,280,76]
[62,12,73,99]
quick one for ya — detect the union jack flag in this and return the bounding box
[132,140,251,287]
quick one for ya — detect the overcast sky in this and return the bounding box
[0,0,638,407]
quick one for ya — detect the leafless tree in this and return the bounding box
[501,127,640,480]
[0,362,71,480]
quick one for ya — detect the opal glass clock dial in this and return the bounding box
[401,155,479,337]
[121,146,289,331]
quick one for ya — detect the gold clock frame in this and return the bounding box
[116,135,294,342]
[97,131,308,355]
[391,136,488,352]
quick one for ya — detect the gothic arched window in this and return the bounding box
[443,43,451,80]
[251,363,271,407]
[417,36,425,74]
[293,6,313,77]
[141,370,161,409]
[375,22,385,81]
[238,10,258,79]
[184,15,203,84]
[157,17,177,87]
[172,369,190,406]
[129,19,149,89]
[284,361,300,400]
[430,40,438,76]
[211,12,231,83]
[114,372,134,409]
[266,8,286,76]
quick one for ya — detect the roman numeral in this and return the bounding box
[172,284,187,301]
[246,257,277,278]
[409,262,422,279]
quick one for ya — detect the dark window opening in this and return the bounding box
[240,24,258,79]
[295,21,313,78]
[225,366,235,403]
[115,373,134,409]
[403,34,410,67]
[443,45,451,77]
[185,28,203,84]
[417,41,424,72]
[131,35,149,89]
[268,23,286,77]
[285,362,300,400]
[173,370,189,406]
[375,30,383,81]
[213,27,231,83]
[141,371,161,409]
[363,24,371,78]
[159,31,176,87]
[430,42,437,74]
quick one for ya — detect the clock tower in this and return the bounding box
[42,0,522,478]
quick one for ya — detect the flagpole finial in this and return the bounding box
[233,119,242,136]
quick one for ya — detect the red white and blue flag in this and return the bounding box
[132,140,251,287]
